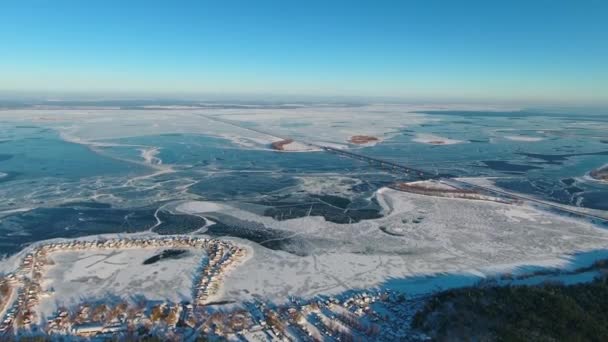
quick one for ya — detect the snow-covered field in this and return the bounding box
[4,178,603,317]
[177,187,608,303]
[37,247,206,319]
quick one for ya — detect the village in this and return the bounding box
[0,235,428,340]
[0,236,246,337]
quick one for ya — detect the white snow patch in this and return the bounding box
[175,201,227,214]
[412,133,464,145]
[277,140,320,152]
[37,247,206,318]
[504,135,545,142]
[139,147,162,165]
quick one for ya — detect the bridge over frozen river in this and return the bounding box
[200,114,608,224]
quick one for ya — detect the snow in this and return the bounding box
[292,175,363,197]
[139,147,162,165]
[503,135,545,142]
[0,104,507,153]
[204,187,608,303]
[412,133,464,145]
[36,247,206,319]
[2,103,606,311]
[277,140,320,152]
[175,201,227,214]
[456,177,608,220]
[405,180,459,191]
[2,183,607,314]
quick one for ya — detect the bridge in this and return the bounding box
[319,146,438,180]
[326,149,608,223]
[201,113,437,179]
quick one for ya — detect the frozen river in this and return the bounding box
[0,103,607,301]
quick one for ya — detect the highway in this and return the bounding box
[200,113,608,223]
[446,178,608,223]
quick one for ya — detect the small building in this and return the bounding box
[71,322,105,335]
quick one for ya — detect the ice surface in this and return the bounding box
[173,187,608,302]
[504,135,545,142]
[176,201,227,214]
[412,133,464,145]
[36,247,206,319]
[1,103,607,313]
[0,104,504,152]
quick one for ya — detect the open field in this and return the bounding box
[37,247,205,319]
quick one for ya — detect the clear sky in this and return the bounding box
[1,0,607,104]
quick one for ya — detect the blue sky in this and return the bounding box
[1,0,607,104]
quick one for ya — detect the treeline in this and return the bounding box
[412,275,608,341]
